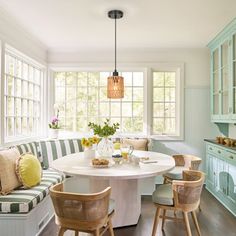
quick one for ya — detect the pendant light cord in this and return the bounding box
[115,17,117,73]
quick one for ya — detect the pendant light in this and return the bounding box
[107,10,124,99]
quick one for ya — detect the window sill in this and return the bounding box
[150,135,184,141]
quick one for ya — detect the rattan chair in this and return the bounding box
[152,170,205,236]
[163,155,202,184]
[49,183,115,236]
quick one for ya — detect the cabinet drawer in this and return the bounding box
[207,144,224,156]
[225,151,236,163]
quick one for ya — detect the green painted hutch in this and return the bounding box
[206,17,236,216]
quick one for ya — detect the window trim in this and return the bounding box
[49,62,184,141]
[1,44,46,145]
[150,63,184,140]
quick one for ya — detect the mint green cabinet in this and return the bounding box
[208,18,236,123]
[206,142,236,216]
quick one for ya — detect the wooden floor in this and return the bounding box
[40,187,236,236]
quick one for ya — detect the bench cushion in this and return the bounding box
[39,139,82,168]
[0,169,64,213]
[16,142,39,160]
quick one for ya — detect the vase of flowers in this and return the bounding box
[48,116,60,139]
[88,119,119,158]
[81,136,100,159]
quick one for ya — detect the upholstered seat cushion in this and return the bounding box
[0,169,64,213]
[152,184,173,206]
[163,166,188,180]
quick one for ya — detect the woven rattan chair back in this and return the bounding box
[50,183,114,236]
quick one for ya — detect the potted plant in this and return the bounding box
[48,116,60,139]
[88,119,119,158]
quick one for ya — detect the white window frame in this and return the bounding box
[149,63,184,140]
[49,62,184,140]
[1,44,46,146]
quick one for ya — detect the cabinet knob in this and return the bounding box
[229,155,234,159]
[209,147,213,150]
[218,150,221,154]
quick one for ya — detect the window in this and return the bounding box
[152,68,183,138]
[54,71,144,134]
[4,48,43,141]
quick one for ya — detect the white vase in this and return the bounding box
[84,148,96,159]
[49,129,59,139]
[97,137,114,158]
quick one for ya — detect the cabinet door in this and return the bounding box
[206,154,217,189]
[216,158,227,195]
[220,40,230,118]
[232,34,236,118]
[212,48,220,117]
[226,161,236,204]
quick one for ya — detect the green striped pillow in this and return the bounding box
[39,139,82,168]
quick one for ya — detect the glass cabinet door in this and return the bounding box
[212,49,220,115]
[233,34,236,115]
[221,40,229,115]
[226,161,236,204]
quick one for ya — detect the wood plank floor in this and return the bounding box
[40,188,236,236]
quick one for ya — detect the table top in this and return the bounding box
[51,150,175,180]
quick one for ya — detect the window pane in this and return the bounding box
[153,118,164,134]
[165,103,175,118]
[54,71,144,134]
[153,88,164,102]
[55,72,65,86]
[165,118,175,134]
[16,98,21,116]
[66,72,77,86]
[165,72,175,86]
[165,88,175,102]
[153,72,164,87]
[88,72,99,87]
[122,103,132,117]
[153,103,164,117]
[133,103,143,117]
[133,72,143,86]
[100,102,110,117]
[4,50,43,139]
[100,72,110,86]
[122,117,133,132]
[16,79,21,97]
[122,72,132,86]
[123,87,132,102]
[111,102,121,117]
[75,102,86,117]
[77,72,87,86]
[77,117,87,132]
[133,117,143,132]
[133,88,143,101]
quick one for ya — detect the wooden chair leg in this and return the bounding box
[152,207,161,236]
[183,212,192,236]
[95,228,100,236]
[161,209,166,230]
[74,230,79,236]
[58,227,67,236]
[191,211,201,236]
[108,219,115,236]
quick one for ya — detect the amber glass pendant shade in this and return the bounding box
[107,75,124,98]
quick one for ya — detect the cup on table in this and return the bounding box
[120,144,134,161]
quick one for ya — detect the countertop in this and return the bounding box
[204,139,236,152]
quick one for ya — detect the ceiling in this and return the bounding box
[0,0,235,52]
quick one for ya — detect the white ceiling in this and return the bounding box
[0,0,235,52]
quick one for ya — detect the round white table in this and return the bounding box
[51,150,175,228]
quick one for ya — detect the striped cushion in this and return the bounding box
[0,169,64,213]
[39,139,82,168]
[16,142,40,161]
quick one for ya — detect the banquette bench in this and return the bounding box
[0,139,82,236]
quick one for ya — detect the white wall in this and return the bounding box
[48,48,220,171]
